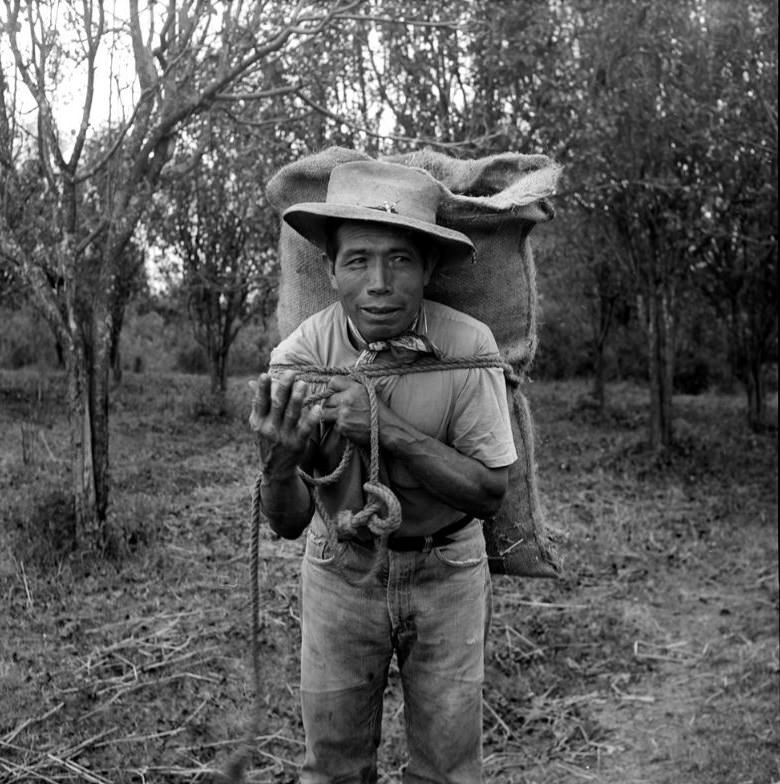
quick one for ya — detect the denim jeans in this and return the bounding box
[299,516,492,784]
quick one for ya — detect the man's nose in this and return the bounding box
[366,260,392,293]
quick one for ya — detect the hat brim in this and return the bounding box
[282,203,475,263]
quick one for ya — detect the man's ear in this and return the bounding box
[324,254,339,291]
[422,250,439,286]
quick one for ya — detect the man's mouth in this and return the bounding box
[361,306,400,315]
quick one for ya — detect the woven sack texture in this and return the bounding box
[483,384,560,577]
[266,146,562,578]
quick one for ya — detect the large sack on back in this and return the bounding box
[484,383,559,577]
[268,147,560,368]
[386,148,558,367]
[266,147,562,578]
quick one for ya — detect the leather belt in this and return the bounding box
[386,515,473,552]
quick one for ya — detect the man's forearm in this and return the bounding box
[378,405,508,519]
[260,473,313,539]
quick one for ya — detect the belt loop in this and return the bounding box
[423,535,434,553]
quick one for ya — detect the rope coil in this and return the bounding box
[297,370,401,585]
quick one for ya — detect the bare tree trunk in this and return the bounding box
[660,286,675,445]
[591,342,606,412]
[746,359,767,431]
[206,346,228,414]
[111,344,122,384]
[93,304,112,525]
[54,337,65,368]
[646,294,661,450]
[66,333,99,546]
[218,352,228,396]
[644,287,674,452]
[209,355,221,396]
[64,308,112,551]
[109,311,123,384]
[590,292,615,414]
[726,301,771,433]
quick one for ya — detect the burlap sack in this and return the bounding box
[266,146,561,578]
[483,384,559,577]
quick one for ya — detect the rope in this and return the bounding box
[225,353,519,781]
[271,354,522,386]
[296,371,402,586]
[222,472,264,783]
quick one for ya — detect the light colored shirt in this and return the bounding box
[270,299,517,532]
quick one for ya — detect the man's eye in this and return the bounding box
[344,257,367,267]
[390,255,412,265]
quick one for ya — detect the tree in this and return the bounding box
[108,240,146,384]
[556,209,632,411]
[148,116,280,410]
[570,0,777,444]
[0,0,363,550]
[569,2,695,449]
[688,1,778,429]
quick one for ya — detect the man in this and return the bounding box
[250,160,517,783]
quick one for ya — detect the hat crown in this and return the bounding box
[326,161,439,226]
[280,159,475,262]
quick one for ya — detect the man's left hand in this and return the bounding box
[321,376,377,446]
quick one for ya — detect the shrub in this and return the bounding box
[534,319,590,380]
[674,353,712,395]
[104,492,159,558]
[0,307,59,370]
[10,484,77,567]
[176,345,209,374]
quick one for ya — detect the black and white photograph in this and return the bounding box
[0,2,777,783]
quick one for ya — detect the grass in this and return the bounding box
[0,370,777,784]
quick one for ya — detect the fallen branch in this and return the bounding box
[2,703,64,745]
[45,752,113,784]
[0,756,59,784]
[484,698,514,738]
[633,639,700,663]
[502,597,588,610]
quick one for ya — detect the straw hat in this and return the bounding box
[282,160,475,262]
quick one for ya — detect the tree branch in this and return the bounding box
[67,0,105,170]
[295,90,503,150]
[213,84,301,102]
[337,14,460,29]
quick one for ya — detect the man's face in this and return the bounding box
[328,221,435,343]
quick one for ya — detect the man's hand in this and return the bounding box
[249,371,322,477]
[248,371,320,539]
[321,376,377,447]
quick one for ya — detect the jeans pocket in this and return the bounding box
[432,526,486,568]
[305,529,345,567]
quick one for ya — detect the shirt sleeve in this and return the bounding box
[446,334,518,469]
[269,325,317,369]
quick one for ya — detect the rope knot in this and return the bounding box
[331,481,402,539]
[334,508,361,535]
[362,481,402,537]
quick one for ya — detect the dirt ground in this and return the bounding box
[0,370,777,784]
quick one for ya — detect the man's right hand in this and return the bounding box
[249,371,322,477]
[249,371,321,539]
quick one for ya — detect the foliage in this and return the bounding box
[0,0,367,546]
[146,114,280,401]
[0,306,59,369]
[686,3,778,427]
[546,0,777,440]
